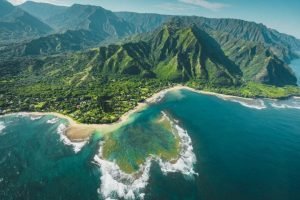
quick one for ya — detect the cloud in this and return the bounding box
[179,0,229,11]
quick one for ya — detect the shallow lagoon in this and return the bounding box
[1,89,300,200]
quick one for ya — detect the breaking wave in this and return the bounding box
[93,112,197,200]
[219,96,267,110]
[57,123,87,153]
[270,97,300,110]
[0,121,6,135]
[47,118,59,124]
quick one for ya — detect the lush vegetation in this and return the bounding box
[1,22,299,124]
[188,81,300,99]
[0,75,171,124]
[1,1,300,125]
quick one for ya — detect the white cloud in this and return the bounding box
[179,0,229,11]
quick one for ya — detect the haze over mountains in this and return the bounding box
[0,0,52,44]
[1,0,300,87]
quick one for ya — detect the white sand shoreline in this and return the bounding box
[0,85,283,140]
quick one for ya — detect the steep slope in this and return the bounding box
[115,12,171,33]
[45,4,134,36]
[19,1,67,21]
[168,17,300,62]
[0,4,139,55]
[0,0,53,44]
[211,31,297,86]
[148,25,242,85]
[0,30,106,57]
[3,24,295,86]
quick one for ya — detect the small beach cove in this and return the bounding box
[1,85,300,200]
[4,84,298,142]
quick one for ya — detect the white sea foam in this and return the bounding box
[93,151,152,200]
[16,113,30,117]
[57,123,87,153]
[30,116,42,121]
[270,98,300,110]
[93,112,197,200]
[0,122,6,135]
[150,91,167,104]
[47,118,59,124]
[158,120,197,176]
[219,96,267,110]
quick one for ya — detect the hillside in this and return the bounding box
[0,23,296,86]
[45,4,134,35]
[9,3,300,64]
[115,12,171,33]
[0,2,300,124]
[19,1,67,21]
[0,0,53,44]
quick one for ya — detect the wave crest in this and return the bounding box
[270,98,300,110]
[57,123,87,153]
[0,121,6,135]
[30,116,42,121]
[47,118,59,124]
[220,96,267,110]
[93,112,197,200]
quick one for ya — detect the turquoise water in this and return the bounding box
[0,115,101,200]
[1,90,300,200]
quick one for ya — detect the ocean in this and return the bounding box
[1,88,300,200]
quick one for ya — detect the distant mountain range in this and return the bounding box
[0,0,299,87]
[0,0,52,44]
[19,1,67,21]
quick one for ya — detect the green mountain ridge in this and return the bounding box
[0,1,300,123]
[45,4,134,35]
[16,2,300,63]
[0,23,296,87]
[19,1,67,21]
[115,12,171,33]
[165,17,300,63]
[7,3,300,63]
[0,0,53,44]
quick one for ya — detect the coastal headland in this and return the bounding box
[5,85,268,141]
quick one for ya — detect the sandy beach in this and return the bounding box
[3,85,259,141]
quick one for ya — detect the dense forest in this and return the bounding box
[1,0,300,124]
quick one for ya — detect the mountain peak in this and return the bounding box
[0,0,14,17]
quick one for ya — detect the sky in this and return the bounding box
[8,0,300,39]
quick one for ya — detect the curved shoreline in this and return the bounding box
[0,85,285,141]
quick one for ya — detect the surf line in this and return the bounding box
[93,112,197,200]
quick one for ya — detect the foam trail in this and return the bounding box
[47,118,59,124]
[270,98,300,110]
[94,112,197,200]
[219,96,266,110]
[30,116,42,121]
[158,113,197,176]
[16,113,30,117]
[149,91,167,104]
[57,123,87,153]
[0,121,6,135]
[93,151,151,200]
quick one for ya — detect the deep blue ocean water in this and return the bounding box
[1,89,300,200]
